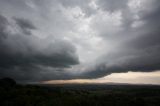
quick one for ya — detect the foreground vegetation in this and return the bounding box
[0,78,160,106]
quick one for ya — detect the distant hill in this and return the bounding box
[0,77,16,87]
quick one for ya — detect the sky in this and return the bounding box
[0,0,160,84]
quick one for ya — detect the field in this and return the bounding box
[0,78,160,106]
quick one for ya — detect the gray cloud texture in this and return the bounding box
[0,0,160,82]
[78,0,160,79]
[14,18,36,35]
[0,14,79,82]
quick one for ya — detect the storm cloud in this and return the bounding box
[0,0,160,82]
[0,14,79,82]
[77,0,160,79]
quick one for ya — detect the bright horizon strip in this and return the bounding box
[43,71,160,85]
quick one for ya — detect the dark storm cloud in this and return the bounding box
[14,18,36,35]
[0,15,8,39]
[80,47,160,79]
[0,14,79,82]
[76,0,160,79]
[0,0,160,82]
[0,66,75,83]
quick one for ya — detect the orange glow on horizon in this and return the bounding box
[43,79,107,84]
[43,71,160,85]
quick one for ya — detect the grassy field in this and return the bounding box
[0,78,160,106]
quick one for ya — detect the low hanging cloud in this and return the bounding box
[0,14,79,82]
[0,0,160,82]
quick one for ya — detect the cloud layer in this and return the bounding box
[0,14,79,82]
[0,0,160,82]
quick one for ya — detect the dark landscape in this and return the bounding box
[1,78,160,106]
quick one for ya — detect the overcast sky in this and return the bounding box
[0,0,160,84]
